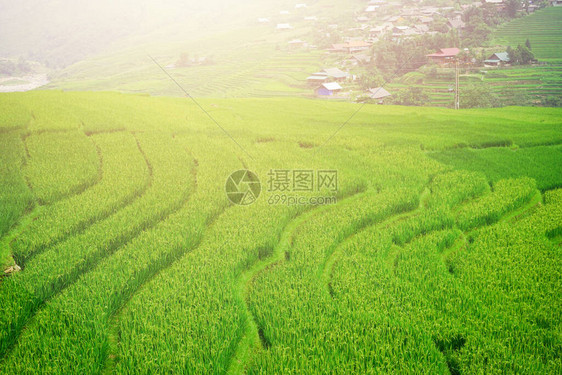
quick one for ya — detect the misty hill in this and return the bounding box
[0,0,287,68]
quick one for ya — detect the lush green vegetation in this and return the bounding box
[493,7,562,61]
[431,144,562,191]
[385,63,562,108]
[0,91,560,373]
[21,1,558,110]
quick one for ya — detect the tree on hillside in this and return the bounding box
[517,44,535,64]
[358,71,384,90]
[431,17,450,33]
[176,53,190,67]
[525,38,532,50]
[460,83,501,108]
[544,96,562,107]
[504,0,520,18]
[390,87,430,106]
[462,21,491,47]
[507,44,535,65]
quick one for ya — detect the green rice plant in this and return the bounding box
[389,207,455,246]
[9,131,149,264]
[544,188,562,206]
[23,130,101,204]
[0,137,240,374]
[329,199,560,374]
[0,95,31,130]
[431,145,562,191]
[22,91,83,131]
[0,91,560,373]
[427,170,490,209]
[0,132,194,359]
[455,177,537,231]
[0,133,33,266]
[445,203,562,373]
[245,188,422,373]
[110,146,351,373]
[111,135,442,374]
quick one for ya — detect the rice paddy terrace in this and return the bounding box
[493,6,562,61]
[0,91,561,374]
[387,63,562,107]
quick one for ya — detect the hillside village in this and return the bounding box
[5,0,558,107]
[254,0,560,106]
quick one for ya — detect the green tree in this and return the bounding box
[358,71,384,90]
[432,18,449,33]
[506,45,527,65]
[506,45,514,60]
[460,83,501,108]
[525,38,532,50]
[504,0,520,18]
[391,87,430,106]
[516,44,534,64]
[544,96,562,107]
[462,21,491,47]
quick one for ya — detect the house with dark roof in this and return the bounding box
[370,24,392,37]
[414,24,430,33]
[393,25,410,35]
[448,19,466,29]
[484,52,510,66]
[306,72,328,85]
[322,68,350,81]
[368,87,392,102]
[348,54,372,65]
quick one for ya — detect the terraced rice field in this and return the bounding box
[390,63,562,107]
[46,28,329,99]
[493,7,562,61]
[0,91,561,373]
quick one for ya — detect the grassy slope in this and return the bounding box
[492,7,562,61]
[387,63,562,107]
[44,0,361,97]
[41,5,562,107]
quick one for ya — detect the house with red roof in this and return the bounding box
[427,48,460,65]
